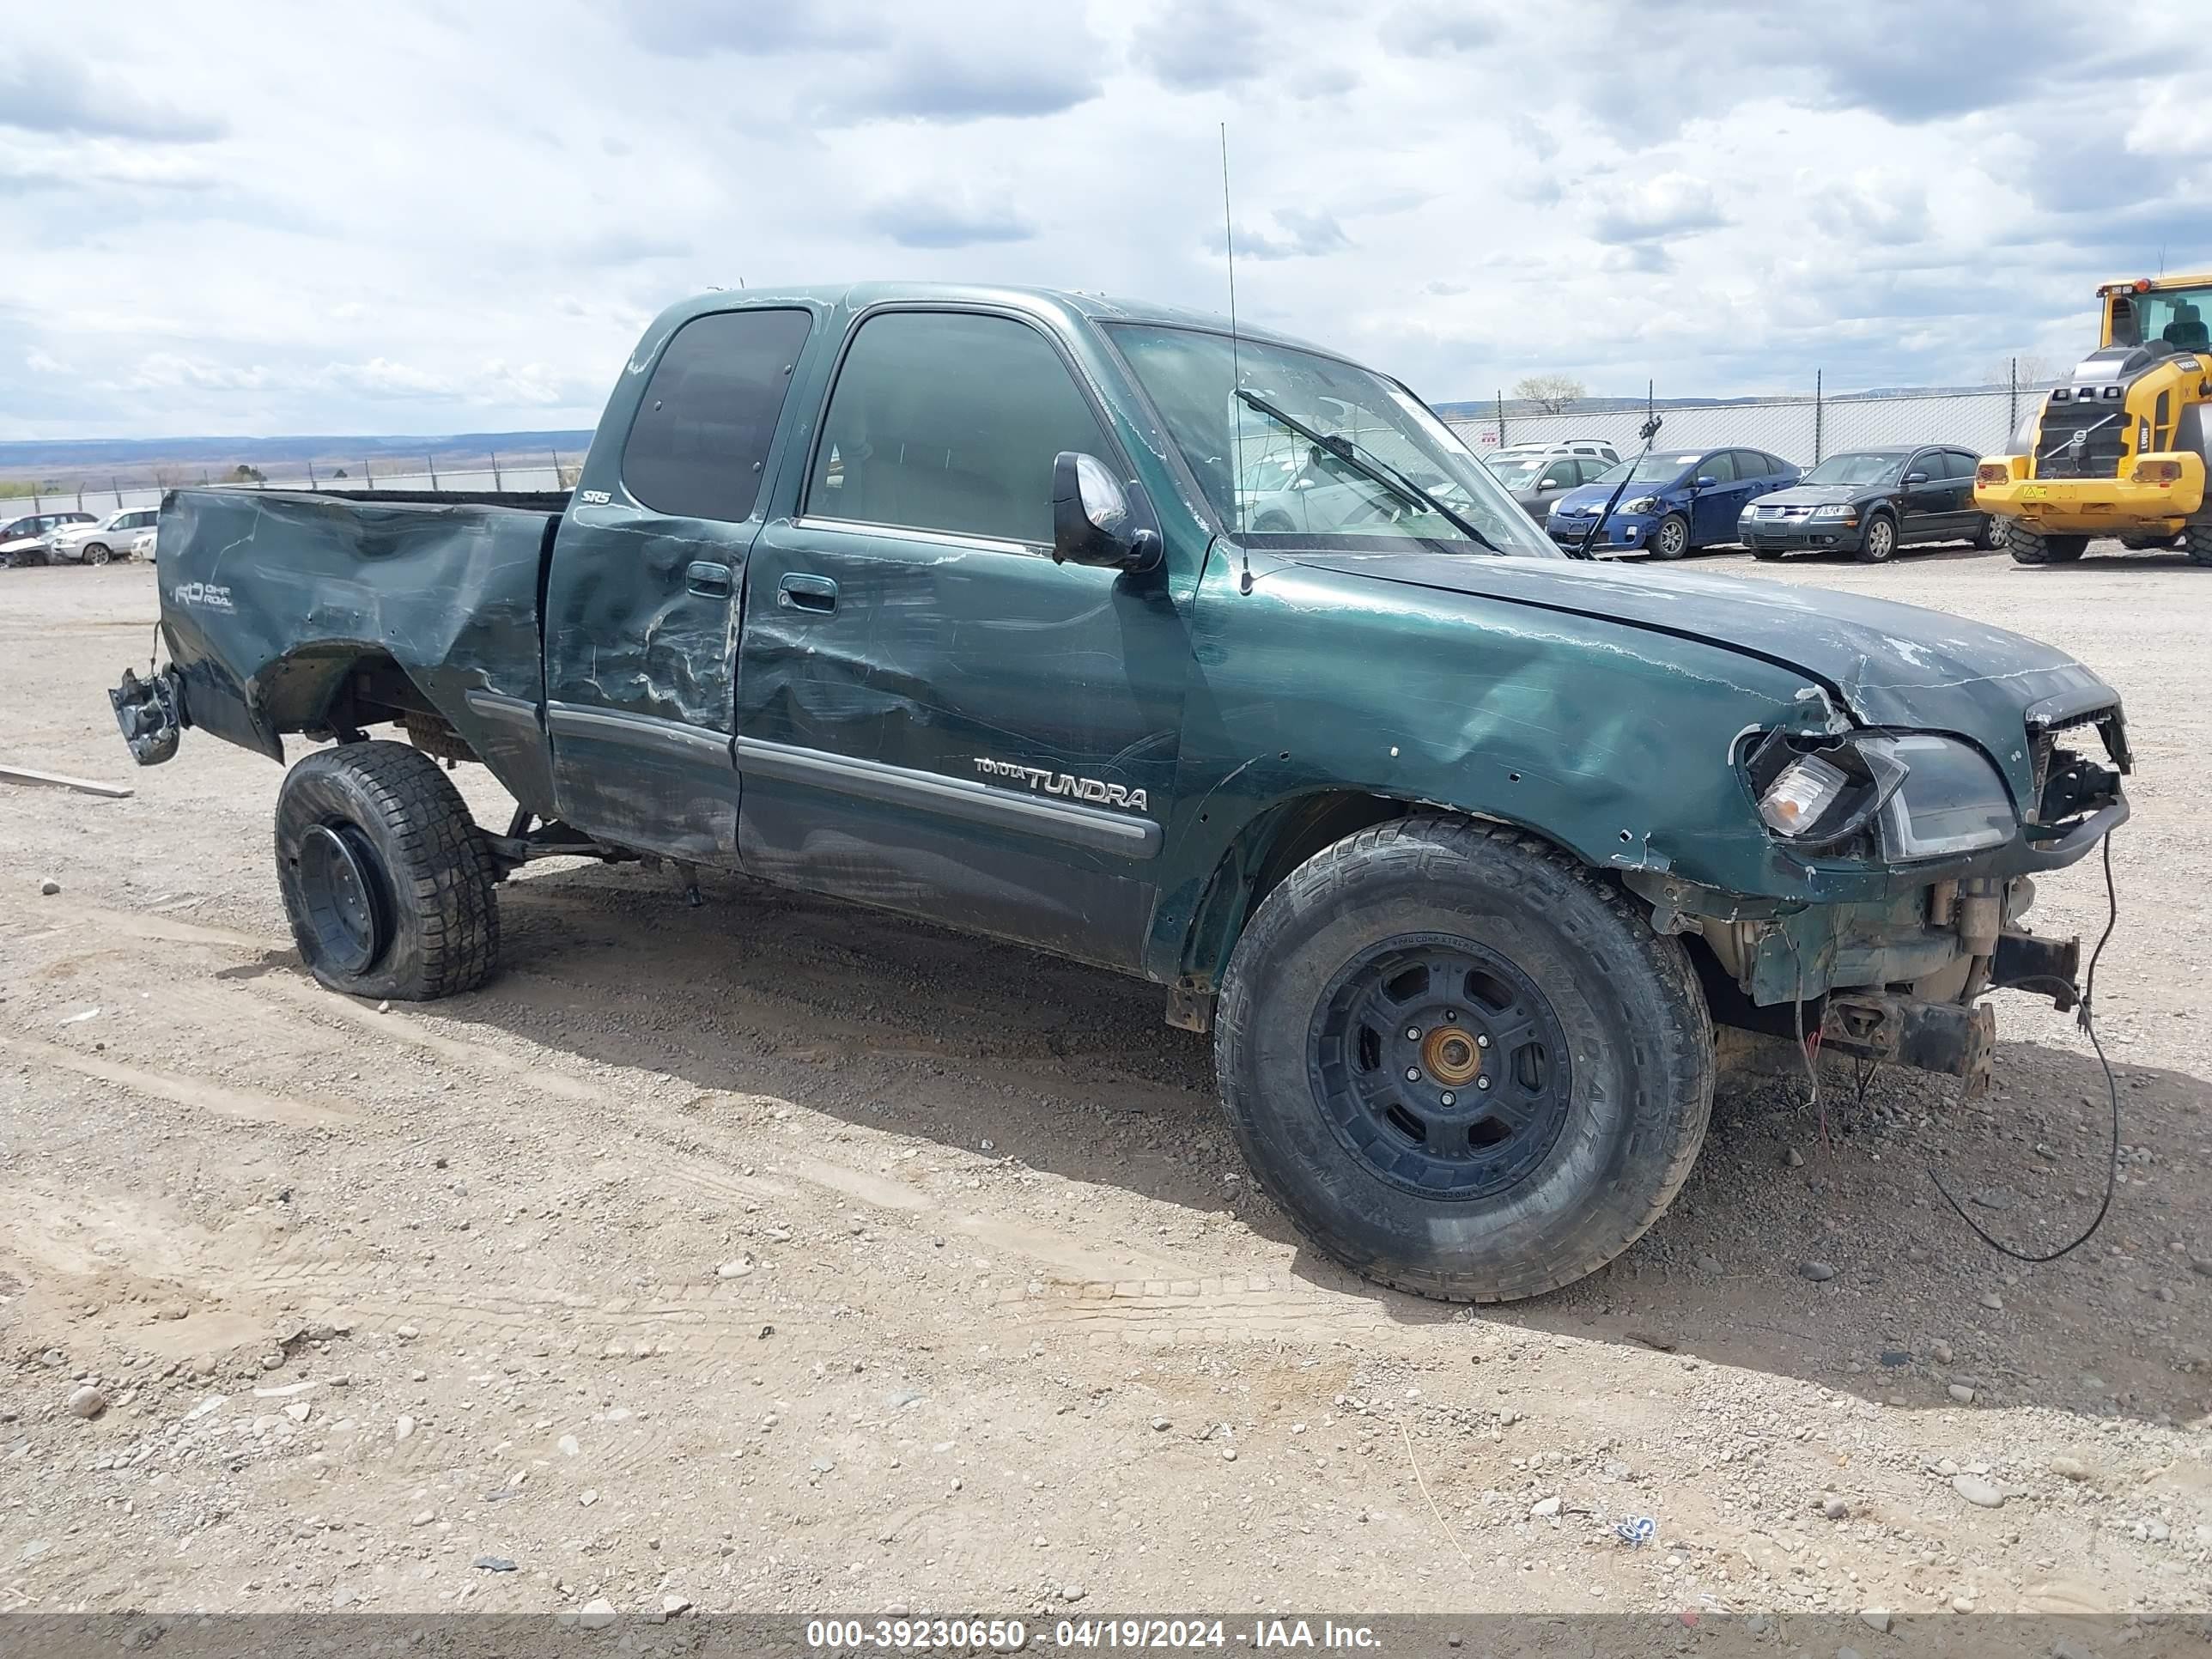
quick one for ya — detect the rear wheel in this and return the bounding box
[1650,513,1691,560]
[1214,817,1713,1304]
[1855,514,1897,563]
[2007,522,2087,564]
[275,739,500,1000]
[2186,522,2212,567]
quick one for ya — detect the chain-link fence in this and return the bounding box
[2,450,582,519]
[1446,366,2057,468]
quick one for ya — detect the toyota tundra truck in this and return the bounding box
[112,283,2130,1304]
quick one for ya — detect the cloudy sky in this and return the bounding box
[3,0,2209,441]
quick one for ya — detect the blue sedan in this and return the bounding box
[1546,447,1801,558]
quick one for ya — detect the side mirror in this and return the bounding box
[1052,452,1159,573]
[1694,476,1718,490]
[1903,471,1929,485]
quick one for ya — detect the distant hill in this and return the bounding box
[0,432,597,489]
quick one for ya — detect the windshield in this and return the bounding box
[1591,453,1699,487]
[1107,324,1557,557]
[1803,453,1905,486]
[1483,457,1548,488]
[2117,283,2212,353]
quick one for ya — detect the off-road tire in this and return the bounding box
[2184,521,2212,566]
[2007,522,2087,564]
[1650,513,1691,560]
[1855,513,1898,563]
[1213,816,1713,1304]
[274,739,500,1000]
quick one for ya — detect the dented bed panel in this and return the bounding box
[155,488,558,812]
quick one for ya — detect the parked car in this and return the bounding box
[0,510,94,567]
[49,507,159,565]
[111,282,2127,1306]
[1547,447,1800,558]
[1743,447,2002,563]
[1481,452,1610,518]
[131,526,158,562]
[1486,438,1620,469]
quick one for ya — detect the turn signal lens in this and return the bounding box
[1757,755,1850,837]
[2134,459,2183,484]
[1975,462,2010,486]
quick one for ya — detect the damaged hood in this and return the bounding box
[1286,550,2118,791]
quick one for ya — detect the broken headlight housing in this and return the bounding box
[1741,730,2014,860]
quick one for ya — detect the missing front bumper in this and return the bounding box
[1820,992,1997,1098]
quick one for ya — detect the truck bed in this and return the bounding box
[154,487,562,812]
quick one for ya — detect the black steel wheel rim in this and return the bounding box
[297,822,390,976]
[1307,932,1574,1200]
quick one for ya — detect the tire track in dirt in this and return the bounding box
[0,1035,358,1127]
[36,902,1411,1344]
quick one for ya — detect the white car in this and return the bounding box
[48,507,159,565]
[1485,439,1621,469]
[131,526,158,562]
[0,509,95,567]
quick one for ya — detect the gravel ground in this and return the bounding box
[0,541,2207,1622]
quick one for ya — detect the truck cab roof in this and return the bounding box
[640,283,1330,357]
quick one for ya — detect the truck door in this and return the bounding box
[736,306,1185,973]
[540,305,816,860]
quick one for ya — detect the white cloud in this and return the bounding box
[0,0,2205,441]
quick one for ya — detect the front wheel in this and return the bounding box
[1650,513,1691,560]
[1855,514,1897,563]
[275,740,501,1000]
[1214,817,1713,1304]
[82,543,111,567]
[2008,522,2087,564]
[1978,514,2006,550]
[2186,522,2212,567]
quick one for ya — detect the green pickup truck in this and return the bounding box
[112,283,2130,1303]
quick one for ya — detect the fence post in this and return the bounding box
[428,453,440,490]
[1496,391,1506,451]
[490,450,504,490]
[2008,357,2018,432]
[1814,369,1824,465]
[363,459,374,491]
[550,448,563,487]
[307,461,319,492]
[112,477,125,508]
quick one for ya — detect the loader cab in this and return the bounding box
[2100,276,2212,355]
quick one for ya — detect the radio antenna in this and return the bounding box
[1221,123,1253,595]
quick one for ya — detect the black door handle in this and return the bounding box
[777,573,838,614]
[685,561,733,598]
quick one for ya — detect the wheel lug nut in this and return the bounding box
[1476,1076,1492,1091]
[1443,1011,1458,1023]
[1405,1067,1421,1082]
[1405,1026,1420,1041]
[1476,1034,1490,1048]
[1440,1091,1456,1107]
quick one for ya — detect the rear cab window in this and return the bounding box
[622,308,813,522]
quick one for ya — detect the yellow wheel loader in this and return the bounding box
[1976,273,2212,565]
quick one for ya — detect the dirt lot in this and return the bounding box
[1,543,2208,1624]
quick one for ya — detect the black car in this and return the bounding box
[1741,447,2002,563]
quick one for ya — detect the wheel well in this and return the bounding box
[262,648,441,739]
[1178,793,1592,990]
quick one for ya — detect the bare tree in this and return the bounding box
[152,465,187,489]
[1512,374,1586,414]
[1984,353,2060,387]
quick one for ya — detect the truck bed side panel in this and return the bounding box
[157,489,558,813]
